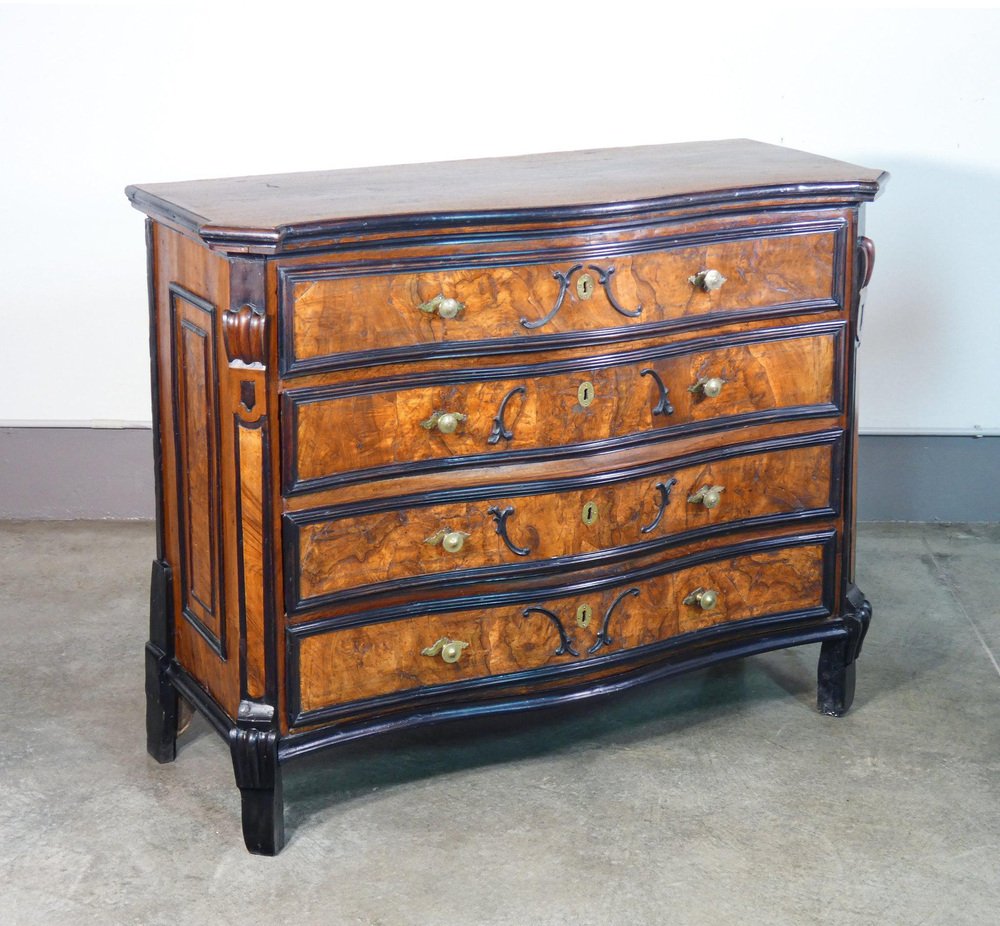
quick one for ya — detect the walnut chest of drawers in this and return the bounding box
[127,140,886,854]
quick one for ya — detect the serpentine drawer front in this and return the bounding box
[130,139,885,854]
[284,325,842,492]
[288,534,834,725]
[285,431,842,612]
[282,223,842,374]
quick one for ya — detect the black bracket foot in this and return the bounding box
[230,701,285,856]
[818,584,873,717]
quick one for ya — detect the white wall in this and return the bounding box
[1,5,997,434]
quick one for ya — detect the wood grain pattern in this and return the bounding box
[288,229,837,368]
[237,420,267,699]
[294,541,826,714]
[170,286,224,651]
[291,439,837,607]
[153,226,241,717]
[126,140,885,254]
[288,328,839,489]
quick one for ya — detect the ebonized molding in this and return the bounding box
[283,321,847,495]
[285,528,837,728]
[279,219,847,376]
[283,429,844,615]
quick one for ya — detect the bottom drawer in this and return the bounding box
[288,532,835,726]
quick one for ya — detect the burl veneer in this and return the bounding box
[128,139,885,855]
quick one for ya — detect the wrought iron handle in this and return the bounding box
[690,376,725,398]
[640,478,678,534]
[688,484,725,509]
[689,269,727,292]
[488,505,531,556]
[418,294,465,319]
[641,368,674,416]
[858,237,876,290]
[683,587,718,611]
[421,410,467,434]
[421,637,469,664]
[488,386,526,445]
[424,529,470,553]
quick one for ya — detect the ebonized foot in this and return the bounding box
[818,584,872,717]
[230,706,285,855]
[145,643,179,763]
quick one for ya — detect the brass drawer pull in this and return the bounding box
[424,529,470,553]
[421,410,467,434]
[488,505,531,557]
[683,587,718,611]
[418,294,465,319]
[689,269,727,292]
[690,376,725,398]
[421,637,469,664]
[688,484,725,509]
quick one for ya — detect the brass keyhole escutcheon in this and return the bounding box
[576,603,593,629]
[576,272,595,300]
[581,501,599,526]
[577,380,595,408]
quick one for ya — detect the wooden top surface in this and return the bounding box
[126,139,886,252]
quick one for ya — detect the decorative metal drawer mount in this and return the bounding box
[488,504,532,557]
[520,264,642,330]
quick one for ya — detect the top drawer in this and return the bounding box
[279,222,845,375]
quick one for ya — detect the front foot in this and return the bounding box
[230,703,285,855]
[145,642,179,763]
[817,584,872,717]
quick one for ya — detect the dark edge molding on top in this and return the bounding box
[284,531,839,728]
[282,429,845,615]
[277,218,848,376]
[281,321,847,495]
[126,177,885,255]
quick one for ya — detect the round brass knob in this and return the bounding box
[441,640,466,663]
[437,297,462,319]
[690,376,725,398]
[421,410,468,433]
[702,377,724,398]
[442,531,466,553]
[421,637,469,664]
[687,484,725,509]
[683,587,718,610]
[418,294,465,319]
[689,269,727,292]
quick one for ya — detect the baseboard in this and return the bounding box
[1,427,997,522]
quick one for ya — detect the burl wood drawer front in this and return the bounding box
[280,223,843,375]
[285,432,842,613]
[288,534,834,724]
[284,323,843,494]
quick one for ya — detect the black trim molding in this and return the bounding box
[278,218,847,376]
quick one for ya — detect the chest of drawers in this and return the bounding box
[128,140,886,854]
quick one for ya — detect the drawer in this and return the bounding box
[283,323,844,493]
[280,223,843,375]
[288,533,835,725]
[285,432,842,613]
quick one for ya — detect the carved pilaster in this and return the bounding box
[223,303,267,365]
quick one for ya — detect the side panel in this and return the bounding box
[154,225,240,716]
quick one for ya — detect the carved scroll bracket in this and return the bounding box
[223,303,268,366]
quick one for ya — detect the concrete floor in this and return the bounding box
[1,522,998,925]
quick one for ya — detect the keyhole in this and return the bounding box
[576,603,593,629]
[581,501,599,526]
[576,272,595,301]
[577,380,595,407]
